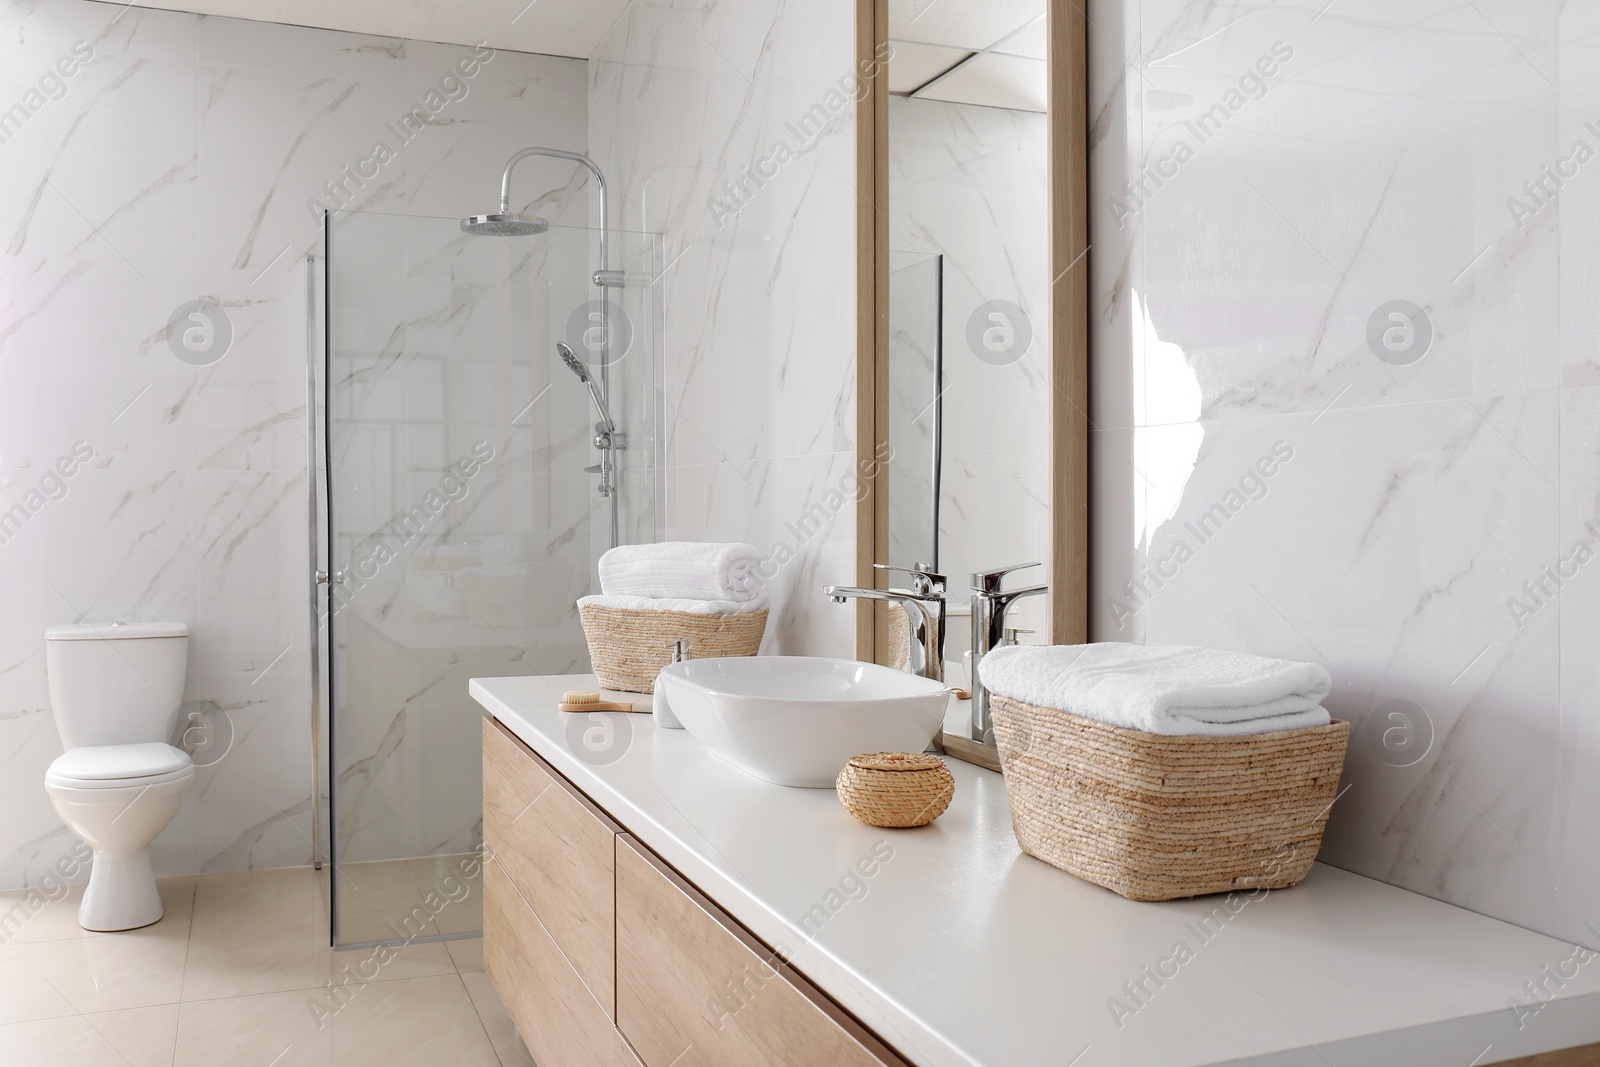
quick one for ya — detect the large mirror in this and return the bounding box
[857,0,1087,766]
[883,0,1053,672]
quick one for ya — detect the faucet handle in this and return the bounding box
[873,562,946,595]
[1002,626,1035,646]
[971,561,1041,594]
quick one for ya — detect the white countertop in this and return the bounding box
[471,673,1600,1067]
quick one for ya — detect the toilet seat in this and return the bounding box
[46,743,194,789]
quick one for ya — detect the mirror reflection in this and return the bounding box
[884,0,1052,700]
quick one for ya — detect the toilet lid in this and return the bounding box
[49,743,193,780]
[46,622,188,641]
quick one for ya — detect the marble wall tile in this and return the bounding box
[1091,0,1599,946]
[662,450,859,656]
[589,0,859,655]
[0,0,592,889]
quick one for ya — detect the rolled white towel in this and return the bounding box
[578,593,770,615]
[597,541,763,603]
[978,642,1332,736]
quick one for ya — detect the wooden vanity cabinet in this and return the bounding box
[482,716,620,1015]
[483,857,642,1067]
[614,834,909,1067]
[482,715,908,1067]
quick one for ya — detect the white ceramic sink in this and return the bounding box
[657,656,951,788]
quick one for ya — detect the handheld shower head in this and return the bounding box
[556,342,593,385]
[557,342,611,429]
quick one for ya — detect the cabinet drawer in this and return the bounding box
[615,835,906,1067]
[484,855,642,1067]
[482,717,620,1016]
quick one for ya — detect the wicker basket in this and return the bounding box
[578,604,767,693]
[990,694,1350,901]
[836,752,955,828]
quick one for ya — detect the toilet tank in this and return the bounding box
[45,623,190,749]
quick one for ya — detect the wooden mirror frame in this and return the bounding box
[852,0,1089,660]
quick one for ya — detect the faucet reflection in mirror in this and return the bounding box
[969,562,1048,746]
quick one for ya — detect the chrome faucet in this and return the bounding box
[970,562,1048,744]
[824,563,947,682]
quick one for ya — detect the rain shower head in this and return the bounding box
[459,212,549,237]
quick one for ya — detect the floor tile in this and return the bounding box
[0,948,79,1025]
[338,861,427,913]
[192,866,325,928]
[430,896,483,936]
[445,937,483,973]
[336,909,438,945]
[173,974,501,1067]
[0,1015,136,1067]
[183,909,332,1000]
[403,855,482,899]
[0,876,194,946]
[82,1003,180,1067]
[461,970,532,1067]
[3,922,188,1017]
[328,939,457,984]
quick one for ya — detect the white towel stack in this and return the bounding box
[579,542,769,614]
[978,642,1332,736]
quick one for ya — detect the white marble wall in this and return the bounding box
[888,95,1051,656]
[0,0,590,887]
[1090,0,1599,946]
[587,0,860,656]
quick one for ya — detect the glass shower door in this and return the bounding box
[887,251,943,570]
[323,208,659,946]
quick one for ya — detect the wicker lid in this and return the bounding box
[847,752,944,773]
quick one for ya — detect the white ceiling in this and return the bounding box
[888,0,1047,112]
[125,0,629,59]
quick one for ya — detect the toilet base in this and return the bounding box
[79,850,164,932]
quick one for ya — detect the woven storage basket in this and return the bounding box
[990,694,1349,901]
[837,752,954,828]
[578,604,767,694]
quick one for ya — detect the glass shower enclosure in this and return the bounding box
[317,208,661,946]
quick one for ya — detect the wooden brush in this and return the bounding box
[558,690,637,713]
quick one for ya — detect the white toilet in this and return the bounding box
[44,622,195,932]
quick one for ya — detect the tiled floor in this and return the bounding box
[330,857,485,945]
[0,866,529,1066]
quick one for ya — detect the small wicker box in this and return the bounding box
[836,752,954,828]
[578,604,767,693]
[990,694,1350,902]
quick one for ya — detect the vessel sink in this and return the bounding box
[657,656,950,787]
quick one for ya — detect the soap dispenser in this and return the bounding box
[653,639,689,729]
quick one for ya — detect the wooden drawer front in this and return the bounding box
[484,856,642,1067]
[615,836,905,1067]
[482,717,619,1016]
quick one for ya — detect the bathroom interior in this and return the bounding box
[1,0,1598,1064]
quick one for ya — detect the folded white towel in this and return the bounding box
[978,643,1332,736]
[578,593,769,615]
[597,541,763,603]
